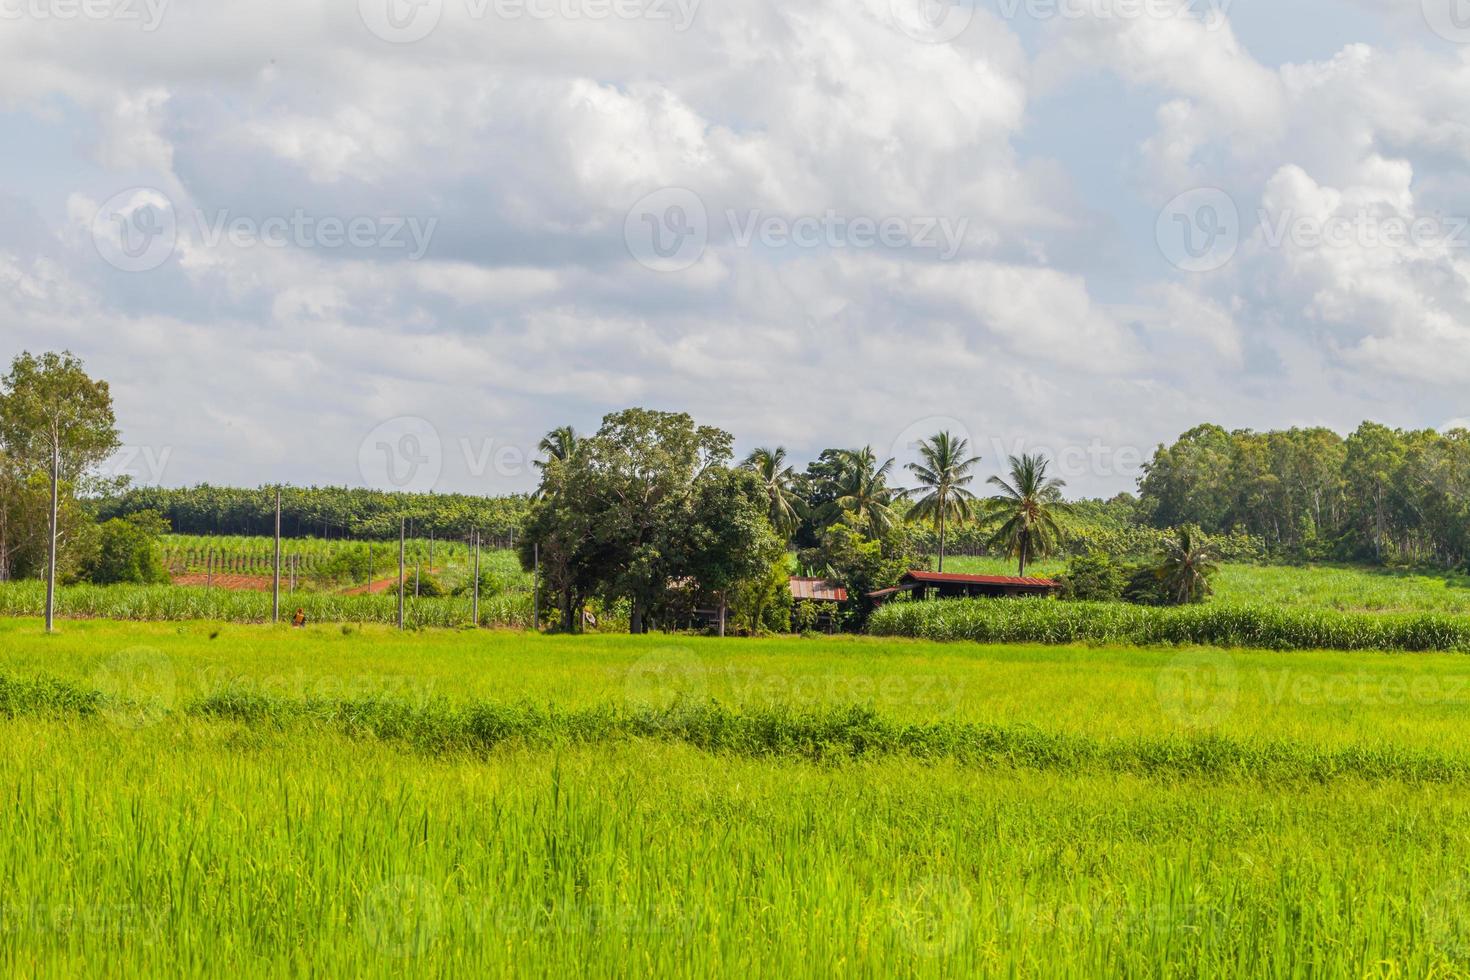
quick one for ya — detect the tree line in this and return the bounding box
[1136,422,1470,568]
[97,485,530,542]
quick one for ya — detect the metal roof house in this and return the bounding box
[868,570,1060,605]
[788,578,849,603]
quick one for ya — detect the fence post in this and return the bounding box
[397,518,406,631]
[532,542,539,632]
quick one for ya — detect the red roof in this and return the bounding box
[901,570,1058,588]
[788,577,849,602]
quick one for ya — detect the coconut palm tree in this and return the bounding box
[983,453,1070,577]
[1155,526,1220,605]
[535,426,579,472]
[904,432,981,572]
[742,447,803,540]
[832,447,900,538]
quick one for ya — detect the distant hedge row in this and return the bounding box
[867,599,1470,653]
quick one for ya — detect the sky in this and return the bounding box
[1,0,1468,498]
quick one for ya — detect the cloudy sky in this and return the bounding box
[2,0,1468,498]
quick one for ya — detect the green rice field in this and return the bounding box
[3,620,1470,976]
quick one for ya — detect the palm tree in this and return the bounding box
[535,426,579,473]
[1155,526,1220,605]
[832,447,900,538]
[742,447,803,540]
[983,453,1070,577]
[904,432,981,572]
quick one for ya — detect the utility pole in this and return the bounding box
[206,549,213,590]
[44,443,58,634]
[531,542,540,631]
[428,529,434,570]
[397,518,406,630]
[472,529,481,628]
[272,487,282,624]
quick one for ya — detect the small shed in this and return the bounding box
[868,570,1060,605]
[789,577,848,631]
[788,577,849,604]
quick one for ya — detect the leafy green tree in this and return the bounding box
[84,511,171,585]
[683,468,784,636]
[903,431,981,572]
[1137,424,1235,531]
[983,453,1069,577]
[1342,421,1406,562]
[0,352,120,632]
[742,447,803,541]
[1154,526,1220,605]
[530,408,733,634]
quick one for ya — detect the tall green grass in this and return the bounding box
[869,598,1470,652]
[2,726,1470,976]
[0,581,531,629]
[3,624,1470,974]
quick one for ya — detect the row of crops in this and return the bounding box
[0,581,533,629]
[158,535,532,592]
[868,597,1470,653]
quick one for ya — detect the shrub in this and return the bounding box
[82,511,170,585]
[1058,553,1126,602]
[867,597,1470,653]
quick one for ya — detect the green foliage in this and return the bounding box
[0,581,532,629]
[869,597,1470,652]
[83,511,170,585]
[1057,552,1126,602]
[982,453,1070,576]
[522,408,779,635]
[1154,526,1221,605]
[412,571,446,598]
[1138,421,1470,568]
[0,350,120,485]
[902,431,981,572]
[798,519,917,625]
[96,484,529,541]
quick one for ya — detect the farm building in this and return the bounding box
[788,577,848,631]
[868,570,1060,605]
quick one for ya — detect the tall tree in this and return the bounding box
[535,426,579,473]
[830,447,900,538]
[903,431,981,572]
[557,409,732,634]
[983,453,1069,577]
[742,447,803,541]
[0,352,119,632]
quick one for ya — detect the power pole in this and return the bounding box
[472,529,481,627]
[397,518,406,630]
[206,549,213,590]
[44,443,58,634]
[531,542,540,632]
[272,487,282,624]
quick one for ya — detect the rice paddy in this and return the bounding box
[2,620,1470,976]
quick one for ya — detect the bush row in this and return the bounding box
[867,598,1470,653]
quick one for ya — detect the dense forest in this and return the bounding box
[1138,422,1470,568]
